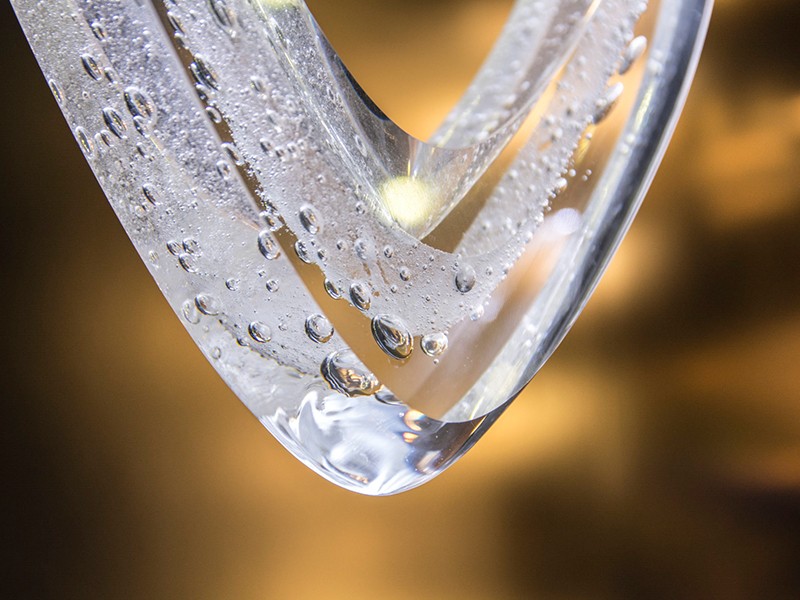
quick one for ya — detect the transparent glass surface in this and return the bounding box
[11,0,711,494]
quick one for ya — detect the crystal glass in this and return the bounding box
[11,0,712,494]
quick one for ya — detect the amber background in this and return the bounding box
[2,0,799,598]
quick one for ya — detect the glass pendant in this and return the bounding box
[11,0,712,494]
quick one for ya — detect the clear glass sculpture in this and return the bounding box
[11,0,712,494]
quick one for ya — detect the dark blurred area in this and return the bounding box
[2,0,799,598]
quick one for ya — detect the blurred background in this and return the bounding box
[2,0,799,598]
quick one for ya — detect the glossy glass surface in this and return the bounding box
[11,0,711,494]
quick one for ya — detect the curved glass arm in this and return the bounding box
[11,0,712,494]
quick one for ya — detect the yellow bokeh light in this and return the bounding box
[379,175,439,233]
